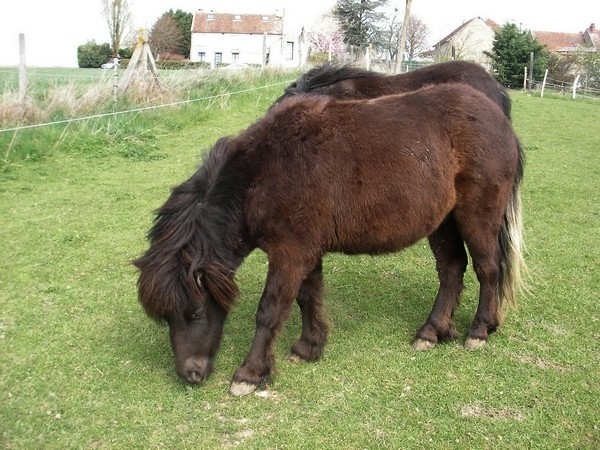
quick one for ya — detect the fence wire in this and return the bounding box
[0,79,293,134]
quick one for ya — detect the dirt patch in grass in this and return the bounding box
[511,354,571,372]
[460,404,526,421]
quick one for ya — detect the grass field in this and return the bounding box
[1,72,599,448]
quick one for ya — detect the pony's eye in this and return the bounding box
[190,309,206,322]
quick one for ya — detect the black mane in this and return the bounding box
[275,63,384,103]
[133,137,240,319]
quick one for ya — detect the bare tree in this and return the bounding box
[386,7,402,64]
[386,13,428,68]
[405,16,428,60]
[149,14,184,59]
[102,0,132,57]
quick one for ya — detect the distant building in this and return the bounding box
[533,23,599,53]
[432,17,501,68]
[190,10,306,68]
[433,19,599,69]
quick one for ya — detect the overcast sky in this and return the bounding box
[0,0,597,67]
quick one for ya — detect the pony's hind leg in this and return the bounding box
[414,216,467,350]
[454,208,504,349]
[288,259,329,363]
[463,242,502,349]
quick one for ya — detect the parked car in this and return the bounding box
[222,62,251,70]
[101,61,120,69]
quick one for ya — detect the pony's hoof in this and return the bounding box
[229,381,258,397]
[413,338,436,351]
[286,353,305,364]
[464,337,487,350]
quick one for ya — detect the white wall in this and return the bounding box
[436,18,495,67]
[190,32,304,67]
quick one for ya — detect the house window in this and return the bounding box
[232,52,240,63]
[286,41,294,60]
[262,15,270,21]
[214,52,222,66]
[207,13,215,20]
[234,14,242,21]
[198,52,206,62]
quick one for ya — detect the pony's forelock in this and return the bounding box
[199,263,240,312]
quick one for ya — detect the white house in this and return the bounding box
[433,19,600,69]
[190,10,306,68]
[433,17,501,68]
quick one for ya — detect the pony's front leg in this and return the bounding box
[229,254,310,396]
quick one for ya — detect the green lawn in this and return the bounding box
[1,83,599,448]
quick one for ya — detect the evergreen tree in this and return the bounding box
[485,23,550,87]
[170,9,193,58]
[333,0,388,52]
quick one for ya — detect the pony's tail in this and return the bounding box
[497,139,527,322]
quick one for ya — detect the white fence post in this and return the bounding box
[541,69,548,97]
[572,74,580,99]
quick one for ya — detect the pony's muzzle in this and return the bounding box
[179,356,212,384]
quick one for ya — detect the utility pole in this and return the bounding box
[395,0,413,74]
[528,52,534,91]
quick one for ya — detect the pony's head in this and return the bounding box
[133,253,238,383]
[133,138,240,384]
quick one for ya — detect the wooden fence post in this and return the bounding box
[120,29,160,93]
[112,57,119,102]
[18,33,27,105]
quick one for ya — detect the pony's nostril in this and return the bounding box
[181,356,211,384]
[186,370,205,384]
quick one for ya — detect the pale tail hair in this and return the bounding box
[497,180,527,322]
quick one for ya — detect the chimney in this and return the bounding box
[590,23,596,33]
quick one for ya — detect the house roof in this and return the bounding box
[484,19,502,33]
[434,17,499,47]
[532,30,586,52]
[192,11,283,35]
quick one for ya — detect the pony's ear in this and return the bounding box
[201,264,239,312]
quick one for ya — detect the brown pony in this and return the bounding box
[133,83,525,396]
[275,60,512,119]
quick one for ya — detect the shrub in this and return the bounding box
[77,41,112,68]
[155,60,209,70]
